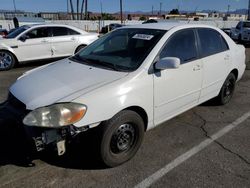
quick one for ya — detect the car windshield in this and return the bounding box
[243,22,250,28]
[70,28,166,72]
[5,26,29,39]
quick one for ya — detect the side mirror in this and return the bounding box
[155,57,180,70]
[19,35,29,42]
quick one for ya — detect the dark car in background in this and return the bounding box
[221,28,232,36]
[101,23,123,34]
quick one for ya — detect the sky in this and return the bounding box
[0,0,249,13]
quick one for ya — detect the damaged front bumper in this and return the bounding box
[3,93,89,156]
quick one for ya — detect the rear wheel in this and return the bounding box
[0,51,16,71]
[215,73,236,105]
[99,110,145,167]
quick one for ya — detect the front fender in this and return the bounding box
[0,44,15,54]
[72,72,154,130]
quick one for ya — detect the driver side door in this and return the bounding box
[154,29,203,125]
[16,27,52,62]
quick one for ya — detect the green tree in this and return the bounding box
[169,9,179,15]
[139,16,146,21]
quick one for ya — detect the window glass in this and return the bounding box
[243,22,250,28]
[198,28,228,57]
[26,27,48,39]
[160,29,197,63]
[52,27,69,36]
[70,28,166,72]
[68,28,80,35]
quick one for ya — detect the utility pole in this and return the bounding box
[81,0,84,20]
[100,1,103,19]
[13,0,17,12]
[120,0,123,24]
[67,0,69,13]
[160,2,162,16]
[85,0,88,20]
[248,0,250,20]
[152,5,154,16]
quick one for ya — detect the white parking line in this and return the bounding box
[134,111,250,188]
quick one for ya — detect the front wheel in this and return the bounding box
[75,45,87,54]
[99,110,145,167]
[215,73,236,105]
[0,51,16,71]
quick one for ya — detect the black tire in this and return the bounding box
[0,51,16,71]
[75,45,87,54]
[99,110,145,167]
[215,73,236,105]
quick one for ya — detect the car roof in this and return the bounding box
[21,23,87,34]
[122,22,219,31]
[26,23,76,28]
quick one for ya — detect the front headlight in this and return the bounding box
[23,103,87,128]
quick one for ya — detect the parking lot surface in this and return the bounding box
[0,49,250,187]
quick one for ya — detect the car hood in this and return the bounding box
[10,59,128,110]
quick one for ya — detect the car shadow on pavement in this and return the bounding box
[0,107,106,170]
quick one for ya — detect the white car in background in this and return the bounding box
[7,23,245,167]
[231,21,250,43]
[0,24,99,70]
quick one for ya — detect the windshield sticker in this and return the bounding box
[132,34,154,40]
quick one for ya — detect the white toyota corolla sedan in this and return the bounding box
[0,24,99,70]
[6,23,246,167]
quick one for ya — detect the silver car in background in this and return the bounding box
[0,24,99,71]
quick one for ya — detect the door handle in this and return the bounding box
[193,64,201,71]
[71,37,76,41]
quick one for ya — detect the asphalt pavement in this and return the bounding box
[0,50,249,188]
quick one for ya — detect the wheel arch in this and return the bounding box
[0,49,19,64]
[230,68,238,80]
[122,106,148,131]
[74,44,87,54]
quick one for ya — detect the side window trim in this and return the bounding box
[158,28,199,64]
[220,34,230,51]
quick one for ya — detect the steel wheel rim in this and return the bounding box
[223,78,234,102]
[110,123,136,154]
[0,52,13,69]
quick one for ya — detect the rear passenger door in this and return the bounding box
[197,28,231,103]
[50,27,80,57]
